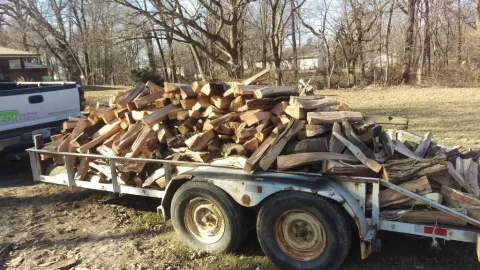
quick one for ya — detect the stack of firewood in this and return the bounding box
[42,69,480,227]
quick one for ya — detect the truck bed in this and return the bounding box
[0,82,82,152]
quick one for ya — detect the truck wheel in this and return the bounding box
[257,192,352,270]
[171,181,247,253]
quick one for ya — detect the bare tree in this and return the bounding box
[265,0,288,85]
[476,0,480,34]
[0,0,478,87]
[298,0,335,88]
[143,28,157,71]
[290,0,298,82]
[1,0,85,81]
[117,0,253,79]
[383,2,394,84]
[401,0,416,84]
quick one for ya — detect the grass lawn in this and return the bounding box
[85,85,480,269]
[322,86,480,150]
[83,85,129,107]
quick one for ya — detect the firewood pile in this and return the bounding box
[41,69,480,227]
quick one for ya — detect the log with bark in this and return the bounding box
[382,158,447,184]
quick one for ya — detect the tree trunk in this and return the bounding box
[269,1,283,86]
[350,59,356,85]
[356,24,366,85]
[189,44,206,81]
[103,43,108,85]
[476,0,480,34]
[424,0,431,75]
[228,9,242,80]
[457,0,462,64]
[384,4,393,84]
[262,40,268,70]
[239,15,245,78]
[417,44,424,84]
[65,53,82,83]
[143,30,157,72]
[83,49,92,85]
[153,30,168,80]
[260,2,268,69]
[401,0,416,84]
[290,0,298,83]
[444,1,450,68]
[377,5,382,87]
[166,33,177,82]
[325,45,331,88]
[270,33,283,85]
[327,45,336,88]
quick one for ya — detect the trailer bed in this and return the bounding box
[26,146,480,265]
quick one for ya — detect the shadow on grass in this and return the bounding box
[0,243,12,270]
[342,231,477,270]
[14,227,170,253]
[0,154,32,178]
[227,230,477,270]
[0,174,36,189]
[236,230,266,257]
[0,186,163,211]
[0,189,100,207]
[105,194,162,212]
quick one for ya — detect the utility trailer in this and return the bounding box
[26,142,480,270]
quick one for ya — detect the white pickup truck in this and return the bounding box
[0,82,84,154]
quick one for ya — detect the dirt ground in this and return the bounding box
[2,86,480,269]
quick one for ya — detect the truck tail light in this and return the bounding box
[78,86,86,111]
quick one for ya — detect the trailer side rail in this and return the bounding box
[27,148,211,198]
[27,148,379,199]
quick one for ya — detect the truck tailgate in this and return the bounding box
[0,85,82,132]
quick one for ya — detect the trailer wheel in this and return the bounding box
[171,181,247,253]
[257,192,352,270]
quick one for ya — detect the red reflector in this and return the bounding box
[257,186,263,193]
[424,226,448,237]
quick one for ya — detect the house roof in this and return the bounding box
[283,45,320,60]
[0,47,40,58]
[8,59,49,70]
[256,45,321,62]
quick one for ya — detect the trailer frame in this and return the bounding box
[26,147,480,263]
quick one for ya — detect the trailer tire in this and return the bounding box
[171,181,247,254]
[257,192,352,270]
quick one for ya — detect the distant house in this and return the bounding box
[371,53,398,68]
[0,47,49,82]
[166,66,185,78]
[253,45,325,71]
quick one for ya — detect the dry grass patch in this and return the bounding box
[84,85,130,107]
[322,86,480,149]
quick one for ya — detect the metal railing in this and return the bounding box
[26,147,224,198]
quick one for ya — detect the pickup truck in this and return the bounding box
[0,82,85,154]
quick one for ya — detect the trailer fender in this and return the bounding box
[158,174,192,221]
[202,176,372,259]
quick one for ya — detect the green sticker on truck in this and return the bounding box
[0,110,20,124]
